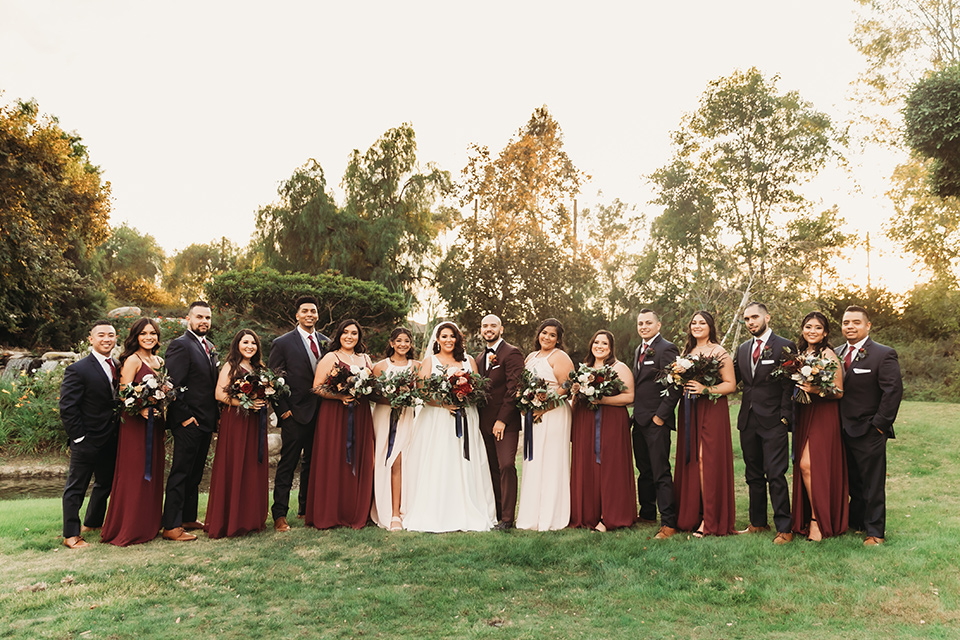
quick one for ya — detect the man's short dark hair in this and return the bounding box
[188,300,211,312]
[744,301,768,314]
[844,305,870,321]
[295,295,319,311]
[90,319,114,331]
[638,308,660,321]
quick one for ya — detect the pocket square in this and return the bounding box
[760,359,775,365]
[852,368,871,374]
[490,365,501,370]
[643,360,654,365]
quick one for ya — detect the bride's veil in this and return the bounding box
[426,321,468,368]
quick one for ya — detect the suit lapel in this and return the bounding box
[741,341,754,384]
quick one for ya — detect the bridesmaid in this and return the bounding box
[791,311,848,541]
[306,319,375,529]
[673,310,738,537]
[569,330,637,531]
[516,319,575,531]
[205,330,270,539]
[101,318,166,546]
[370,327,420,531]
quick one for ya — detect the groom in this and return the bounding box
[476,314,525,530]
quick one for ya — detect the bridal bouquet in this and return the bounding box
[422,368,489,408]
[566,364,626,410]
[376,367,424,420]
[120,368,183,415]
[318,361,376,400]
[226,368,290,411]
[515,368,563,422]
[658,353,725,401]
[773,352,839,404]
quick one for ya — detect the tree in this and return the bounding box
[0,97,110,348]
[166,237,242,303]
[95,224,175,308]
[904,63,960,197]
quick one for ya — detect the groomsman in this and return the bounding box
[269,295,328,532]
[734,302,796,544]
[59,320,121,548]
[162,301,219,541]
[477,314,525,530]
[631,309,681,540]
[836,305,903,545]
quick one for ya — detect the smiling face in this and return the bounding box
[238,333,259,360]
[689,314,710,341]
[187,305,212,336]
[390,332,412,357]
[480,315,503,344]
[89,324,117,357]
[437,327,457,355]
[841,310,870,344]
[538,325,559,351]
[296,303,318,331]
[137,323,159,351]
[637,311,661,341]
[802,317,827,348]
[591,333,611,362]
[339,324,360,352]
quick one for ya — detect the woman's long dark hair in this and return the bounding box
[385,327,417,360]
[583,330,617,367]
[682,310,718,356]
[119,318,161,367]
[329,319,367,353]
[224,329,264,387]
[432,322,466,362]
[533,318,565,352]
[797,311,832,353]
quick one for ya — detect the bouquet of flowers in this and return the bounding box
[422,368,489,408]
[119,368,183,415]
[515,368,564,422]
[226,368,291,411]
[377,367,424,421]
[773,351,840,403]
[566,364,627,410]
[658,353,725,400]
[317,361,376,400]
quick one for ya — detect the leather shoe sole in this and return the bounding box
[864,536,885,546]
[162,527,197,541]
[654,526,677,540]
[773,532,794,545]
[63,536,90,549]
[181,521,204,531]
[274,517,291,532]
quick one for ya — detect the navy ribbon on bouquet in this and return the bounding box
[683,392,697,464]
[523,410,535,461]
[257,407,268,464]
[144,406,155,482]
[454,407,470,461]
[385,407,400,465]
[346,401,357,475]
[593,406,602,464]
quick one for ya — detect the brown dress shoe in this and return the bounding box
[181,521,204,531]
[863,536,885,546]
[773,532,794,545]
[63,536,90,549]
[737,524,771,534]
[274,517,291,532]
[80,525,101,534]
[654,526,677,540]
[162,527,197,541]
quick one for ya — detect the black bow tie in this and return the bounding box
[485,347,496,353]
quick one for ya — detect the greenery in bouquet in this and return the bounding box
[566,364,626,410]
[422,368,489,408]
[515,368,564,422]
[377,367,424,420]
[773,351,840,404]
[657,353,725,400]
[119,368,183,416]
[226,368,290,411]
[317,361,376,400]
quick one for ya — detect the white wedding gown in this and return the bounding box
[402,356,497,533]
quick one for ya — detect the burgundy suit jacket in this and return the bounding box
[477,340,525,433]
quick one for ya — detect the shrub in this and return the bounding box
[0,363,68,454]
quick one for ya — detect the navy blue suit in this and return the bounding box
[59,353,120,538]
[836,338,903,538]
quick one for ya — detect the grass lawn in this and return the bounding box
[1,401,958,639]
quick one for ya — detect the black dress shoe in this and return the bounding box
[493,521,514,531]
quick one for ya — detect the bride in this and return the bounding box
[402,322,497,532]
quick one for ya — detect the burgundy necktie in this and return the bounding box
[638,343,648,366]
[309,334,320,359]
[752,338,762,365]
[844,347,853,370]
[108,358,118,384]
[203,338,211,355]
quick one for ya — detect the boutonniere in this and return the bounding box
[646,347,656,360]
[762,345,773,360]
[488,353,499,368]
[854,346,868,362]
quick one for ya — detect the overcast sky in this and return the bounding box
[1,0,918,291]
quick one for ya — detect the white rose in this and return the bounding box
[584,387,596,396]
[124,397,135,406]
[677,358,694,371]
[800,365,813,377]
[145,377,158,389]
[277,377,285,386]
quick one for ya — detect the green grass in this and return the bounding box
[1,401,958,639]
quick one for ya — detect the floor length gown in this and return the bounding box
[674,395,736,535]
[370,360,416,528]
[102,362,166,546]
[305,391,375,530]
[569,400,637,530]
[791,396,849,538]
[402,357,496,533]
[516,355,571,531]
[205,400,269,539]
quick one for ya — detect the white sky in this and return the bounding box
[1,0,921,292]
